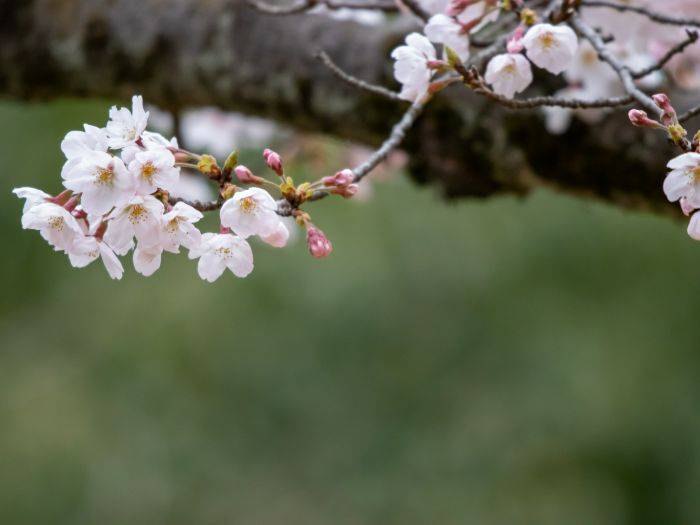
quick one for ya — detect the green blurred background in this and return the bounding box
[1,100,699,525]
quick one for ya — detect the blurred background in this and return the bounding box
[1,99,700,525]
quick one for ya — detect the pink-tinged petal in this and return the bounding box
[99,242,124,279]
[198,252,227,282]
[688,212,700,240]
[261,222,290,248]
[663,170,690,202]
[104,216,135,255]
[226,238,254,278]
[133,245,162,277]
[667,152,700,170]
[67,237,99,268]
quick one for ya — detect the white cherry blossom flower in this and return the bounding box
[424,14,470,63]
[128,149,180,195]
[13,187,50,213]
[60,124,109,179]
[21,202,84,251]
[220,187,281,239]
[391,33,437,102]
[484,53,533,98]
[688,212,700,240]
[188,233,254,282]
[62,152,132,216]
[68,236,124,279]
[663,153,700,209]
[523,23,578,75]
[104,195,164,255]
[161,202,203,253]
[106,95,149,150]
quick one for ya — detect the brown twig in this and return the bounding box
[246,0,397,14]
[580,0,700,29]
[315,50,403,101]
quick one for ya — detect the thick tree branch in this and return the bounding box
[0,0,690,216]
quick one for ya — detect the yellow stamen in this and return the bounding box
[141,163,157,182]
[539,32,556,49]
[239,196,257,214]
[97,168,114,185]
[48,216,65,230]
[128,204,147,224]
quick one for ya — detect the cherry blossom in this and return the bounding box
[424,14,470,63]
[68,236,124,280]
[484,53,533,98]
[60,124,109,179]
[128,149,180,195]
[104,195,165,255]
[220,187,281,239]
[62,152,132,216]
[106,95,149,150]
[391,33,437,102]
[21,202,84,251]
[188,233,254,282]
[663,153,700,209]
[161,202,204,253]
[522,23,579,75]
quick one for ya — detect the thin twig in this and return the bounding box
[168,197,221,212]
[316,50,403,101]
[397,0,430,22]
[474,87,634,110]
[631,30,699,80]
[569,15,662,116]
[246,0,397,14]
[679,105,700,124]
[352,95,427,180]
[580,0,700,29]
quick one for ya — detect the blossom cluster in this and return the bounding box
[14,96,339,281]
[393,0,698,132]
[391,1,579,102]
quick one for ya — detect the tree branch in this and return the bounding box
[0,0,685,216]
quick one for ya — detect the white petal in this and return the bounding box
[99,242,124,279]
[198,252,227,282]
[133,245,162,277]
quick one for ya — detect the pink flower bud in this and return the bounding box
[174,152,189,163]
[628,109,663,129]
[306,226,333,259]
[652,93,677,126]
[332,184,359,199]
[63,195,80,212]
[47,189,73,206]
[322,168,355,188]
[234,165,263,185]
[507,26,525,54]
[263,148,283,176]
[426,60,447,70]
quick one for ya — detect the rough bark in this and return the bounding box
[0,0,688,215]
